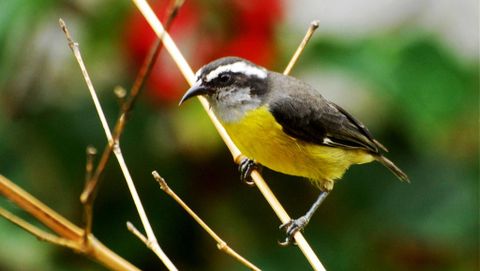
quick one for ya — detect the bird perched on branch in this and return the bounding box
[179,57,409,245]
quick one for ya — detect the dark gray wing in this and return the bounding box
[269,92,382,153]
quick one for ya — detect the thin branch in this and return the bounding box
[1,3,186,270]
[123,0,185,113]
[126,221,176,268]
[130,1,326,270]
[126,221,148,245]
[60,20,113,141]
[0,174,81,240]
[132,0,195,85]
[284,20,320,75]
[80,0,184,205]
[0,175,140,271]
[83,146,97,243]
[80,140,114,204]
[0,207,81,251]
[85,146,97,184]
[59,18,178,271]
[152,171,261,271]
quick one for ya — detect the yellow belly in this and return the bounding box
[222,106,374,190]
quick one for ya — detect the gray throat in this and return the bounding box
[208,86,263,123]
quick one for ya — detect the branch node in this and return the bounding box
[152,171,170,192]
[127,221,148,243]
[114,86,127,106]
[85,146,97,179]
[216,241,227,251]
[59,18,77,50]
[86,145,98,156]
[112,140,121,155]
[114,86,127,99]
[79,190,89,204]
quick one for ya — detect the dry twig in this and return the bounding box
[80,0,185,207]
[284,20,320,75]
[126,221,174,264]
[130,1,326,270]
[0,175,139,271]
[152,171,261,271]
[0,207,81,251]
[76,4,185,256]
[0,1,187,270]
[59,18,177,271]
[83,145,97,243]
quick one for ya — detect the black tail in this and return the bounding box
[375,155,410,183]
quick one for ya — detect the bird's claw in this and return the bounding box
[238,158,258,186]
[278,216,309,246]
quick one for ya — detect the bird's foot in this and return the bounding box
[278,216,310,246]
[238,158,260,186]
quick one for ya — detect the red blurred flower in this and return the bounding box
[124,0,283,104]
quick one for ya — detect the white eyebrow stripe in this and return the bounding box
[205,61,267,82]
[195,67,203,81]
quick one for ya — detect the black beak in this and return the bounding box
[179,82,209,106]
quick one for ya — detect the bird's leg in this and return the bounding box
[238,158,262,186]
[279,190,330,246]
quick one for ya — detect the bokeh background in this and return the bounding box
[0,0,478,270]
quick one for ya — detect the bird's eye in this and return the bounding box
[218,73,231,83]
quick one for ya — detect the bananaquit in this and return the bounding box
[179,57,409,245]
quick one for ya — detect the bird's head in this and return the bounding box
[179,57,269,122]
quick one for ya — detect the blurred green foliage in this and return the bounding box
[0,1,478,271]
[305,33,478,156]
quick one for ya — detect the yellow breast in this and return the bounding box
[222,106,374,190]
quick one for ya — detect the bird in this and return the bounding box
[179,56,409,245]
